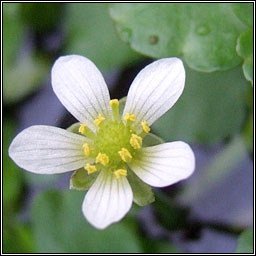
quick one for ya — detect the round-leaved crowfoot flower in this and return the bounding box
[9,55,195,229]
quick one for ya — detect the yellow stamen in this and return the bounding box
[124,113,136,122]
[79,124,87,134]
[114,169,127,179]
[141,121,150,133]
[118,148,132,163]
[130,134,142,149]
[79,123,95,139]
[109,99,119,121]
[82,143,90,156]
[84,163,97,175]
[124,113,136,127]
[96,153,109,166]
[94,114,105,127]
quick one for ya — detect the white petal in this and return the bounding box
[82,170,133,229]
[129,142,195,187]
[51,55,111,130]
[123,58,185,126]
[9,125,89,174]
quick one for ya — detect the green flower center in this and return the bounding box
[95,120,133,161]
[79,99,151,179]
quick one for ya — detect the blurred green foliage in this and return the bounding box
[231,3,253,27]
[236,228,253,253]
[152,64,250,144]
[3,3,24,66]
[3,3,49,104]
[243,113,253,153]
[153,191,189,231]
[243,88,253,152]
[64,4,142,71]
[20,3,64,31]
[180,136,247,203]
[3,119,35,253]
[4,55,49,104]
[3,224,35,253]
[3,120,23,208]
[32,190,142,253]
[32,190,179,253]
[3,2,253,253]
[236,29,253,84]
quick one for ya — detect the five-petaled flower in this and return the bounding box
[9,55,195,229]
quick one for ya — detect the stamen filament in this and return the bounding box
[109,99,119,122]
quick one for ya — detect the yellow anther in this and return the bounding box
[82,143,90,156]
[130,134,142,149]
[114,169,127,179]
[141,121,150,133]
[78,123,95,139]
[94,114,105,127]
[84,163,97,175]
[96,153,109,166]
[79,124,87,134]
[118,148,132,163]
[124,113,136,122]
[109,99,119,107]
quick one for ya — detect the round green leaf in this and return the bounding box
[109,3,247,72]
[236,29,253,85]
[152,64,250,144]
[32,190,143,253]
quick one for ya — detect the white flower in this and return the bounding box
[9,55,195,229]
